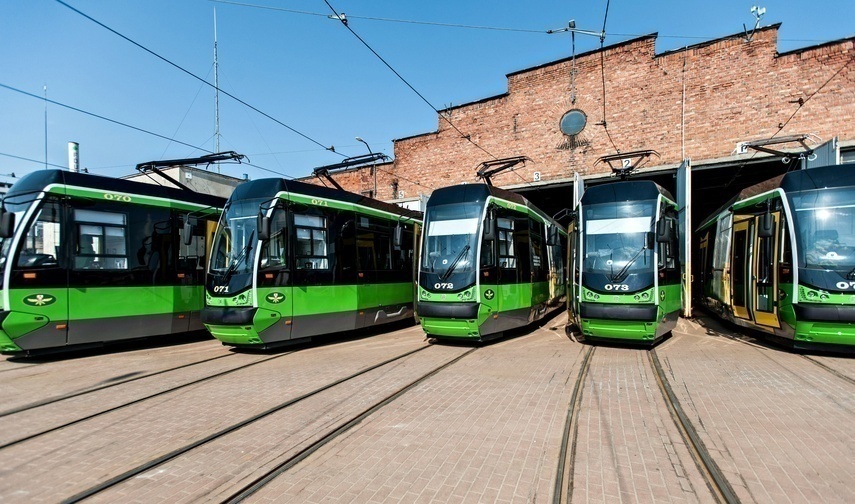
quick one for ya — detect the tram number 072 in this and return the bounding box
[604,284,629,291]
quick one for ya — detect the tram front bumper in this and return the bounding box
[792,304,855,347]
[417,301,484,339]
[578,302,659,341]
[202,306,282,346]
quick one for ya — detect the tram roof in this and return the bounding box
[231,177,421,220]
[697,163,852,230]
[427,183,564,229]
[4,169,225,208]
[427,183,527,207]
[581,180,674,205]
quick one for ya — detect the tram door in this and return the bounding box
[12,199,70,348]
[752,212,781,328]
[730,219,752,320]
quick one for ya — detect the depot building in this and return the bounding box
[303,24,854,228]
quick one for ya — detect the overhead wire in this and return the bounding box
[53,0,343,158]
[596,0,621,154]
[209,1,837,44]
[0,152,66,170]
[322,0,546,192]
[725,53,853,187]
[321,0,498,162]
[773,54,854,137]
[1,82,211,153]
[1,83,295,179]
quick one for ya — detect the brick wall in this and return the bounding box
[326,25,854,200]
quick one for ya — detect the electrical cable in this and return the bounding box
[53,0,343,157]
[0,152,66,170]
[774,55,854,137]
[209,1,837,44]
[596,0,621,155]
[1,82,210,153]
[322,0,498,162]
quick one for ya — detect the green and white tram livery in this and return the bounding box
[0,170,223,355]
[202,178,421,349]
[417,184,567,341]
[567,180,681,344]
[697,163,855,351]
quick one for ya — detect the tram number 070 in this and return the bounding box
[604,284,629,291]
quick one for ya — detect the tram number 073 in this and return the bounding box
[604,284,629,291]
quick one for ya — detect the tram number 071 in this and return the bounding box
[604,284,629,291]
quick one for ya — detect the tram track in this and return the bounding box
[552,346,595,504]
[701,319,855,387]
[0,352,236,417]
[60,343,454,504]
[648,348,739,504]
[0,351,291,450]
[221,346,477,503]
[799,355,855,386]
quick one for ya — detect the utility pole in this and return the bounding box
[214,7,221,171]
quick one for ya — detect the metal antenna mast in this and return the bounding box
[213,7,221,170]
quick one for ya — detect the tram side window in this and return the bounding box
[497,218,517,269]
[74,209,128,270]
[295,214,328,269]
[530,218,548,282]
[259,209,288,270]
[658,217,677,270]
[17,201,62,268]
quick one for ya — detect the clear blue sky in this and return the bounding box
[1,0,852,182]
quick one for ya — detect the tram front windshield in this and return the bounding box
[0,198,37,271]
[583,199,656,277]
[421,202,482,277]
[208,198,264,289]
[790,187,855,270]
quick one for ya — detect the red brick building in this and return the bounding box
[306,24,854,221]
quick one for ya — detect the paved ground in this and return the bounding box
[1,311,854,503]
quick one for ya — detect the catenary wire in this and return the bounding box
[322,0,499,162]
[1,83,210,153]
[53,0,343,157]
[597,0,621,155]
[208,1,837,44]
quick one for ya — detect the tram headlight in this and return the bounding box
[820,293,830,301]
[641,291,650,300]
[807,290,817,299]
[586,290,594,299]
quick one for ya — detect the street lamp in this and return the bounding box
[356,137,376,198]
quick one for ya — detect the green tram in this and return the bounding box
[696,163,855,351]
[0,170,223,354]
[201,178,421,349]
[567,180,681,344]
[417,184,567,341]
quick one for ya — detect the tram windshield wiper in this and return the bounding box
[611,246,647,283]
[222,231,254,281]
[440,245,470,281]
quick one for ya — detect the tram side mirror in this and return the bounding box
[656,219,673,243]
[257,213,271,241]
[483,209,496,242]
[758,211,774,238]
[0,208,14,238]
[182,215,194,245]
[547,226,558,246]
[393,224,403,250]
[646,232,655,249]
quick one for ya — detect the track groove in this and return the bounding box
[60,344,434,504]
[552,345,595,504]
[648,349,739,504]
